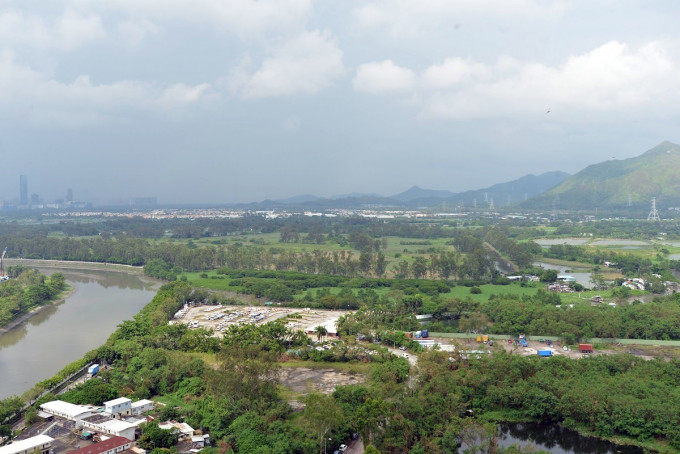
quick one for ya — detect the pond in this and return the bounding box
[533,262,593,287]
[494,422,643,454]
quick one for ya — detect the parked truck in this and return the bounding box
[538,349,552,357]
[87,364,100,378]
[578,343,593,353]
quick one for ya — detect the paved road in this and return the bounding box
[344,438,364,454]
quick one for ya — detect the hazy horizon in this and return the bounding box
[2,2,679,204]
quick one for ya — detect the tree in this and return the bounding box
[205,343,280,410]
[359,247,373,275]
[302,393,343,454]
[314,325,328,342]
[540,269,558,282]
[374,252,387,278]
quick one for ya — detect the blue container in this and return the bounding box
[421,329,429,338]
[538,350,552,357]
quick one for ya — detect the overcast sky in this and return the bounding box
[1,1,679,205]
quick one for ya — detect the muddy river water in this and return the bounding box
[0,266,160,399]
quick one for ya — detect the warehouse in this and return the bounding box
[39,401,96,428]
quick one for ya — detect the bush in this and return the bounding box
[470,287,482,294]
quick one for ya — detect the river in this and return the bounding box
[0,267,160,399]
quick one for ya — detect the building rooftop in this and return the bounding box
[104,398,132,407]
[66,436,130,454]
[83,414,113,424]
[0,435,54,454]
[41,401,93,418]
[131,399,153,408]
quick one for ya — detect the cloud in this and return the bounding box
[0,9,105,51]
[0,52,215,125]
[116,19,159,49]
[88,0,312,39]
[354,40,680,120]
[353,0,567,37]
[230,30,343,98]
[352,60,415,94]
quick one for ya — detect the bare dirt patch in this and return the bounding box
[280,367,365,395]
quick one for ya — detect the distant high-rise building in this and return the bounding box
[19,175,28,205]
[30,194,39,205]
[66,188,73,203]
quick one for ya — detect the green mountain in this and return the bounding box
[524,141,680,210]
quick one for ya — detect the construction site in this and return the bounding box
[170,303,353,338]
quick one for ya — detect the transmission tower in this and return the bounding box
[648,197,660,221]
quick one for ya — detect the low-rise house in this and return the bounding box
[130,400,154,416]
[66,436,132,454]
[0,435,53,454]
[81,415,137,441]
[158,421,195,441]
[104,398,132,419]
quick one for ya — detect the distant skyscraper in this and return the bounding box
[19,175,28,205]
[66,188,73,203]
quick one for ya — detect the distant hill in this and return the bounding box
[524,141,680,210]
[391,186,457,202]
[444,171,569,208]
[275,194,320,204]
[250,171,570,210]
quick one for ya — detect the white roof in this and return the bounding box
[40,401,92,418]
[99,419,136,432]
[0,435,54,454]
[306,317,339,334]
[104,397,132,407]
[131,399,153,408]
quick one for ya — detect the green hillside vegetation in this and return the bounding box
[526,141,680,209]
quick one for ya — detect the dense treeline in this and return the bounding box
[484,226,541,269]
[482,292,680,341]
[0,231,502,281]
[0,267,66,328]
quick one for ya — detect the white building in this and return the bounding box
[39,401,96,428]
[104,397,132,418]
[81,417,136,441]
[131,399,154,416]
[0,435,53,454]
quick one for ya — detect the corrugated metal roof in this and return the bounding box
[67,436,130,454]
[0,435,54,454]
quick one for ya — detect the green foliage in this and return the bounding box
[138,421,178,450]
[144,258,180,281]
[60,378,118,405]
[0,269,67,328]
